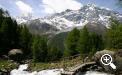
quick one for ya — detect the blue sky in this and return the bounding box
[0,0,122,18]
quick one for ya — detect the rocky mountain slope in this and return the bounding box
[16,4,122,35]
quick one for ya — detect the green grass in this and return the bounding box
[29,56,82,71]
[0,59,18,70]
[0,56,82,71]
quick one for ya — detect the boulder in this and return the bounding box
[93,50,115,73]
[93,50,115,63]
[8,49,23,62]
[9,49,23,55]
[93,49,122,74]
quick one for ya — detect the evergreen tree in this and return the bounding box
[0,8,21,56]
[89,32,104,55]
[77,26,90,57]
[0,8,4,26]
[0,17,19,55]
[64,28,80,56]
[106,19,122,49]
[7,18,19,49]
[0,18,10,54]
[0,9,31,58]
[48,46,62,61]
[11,20,20,48]
[31,35,48,62]
[19,25,32,56]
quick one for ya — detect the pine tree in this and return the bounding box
[31,35,48,62]
[7,18,19,49]
[0,9,31,57]
[64,28,80,56]
[77,26,90,57]
[106,19,122,49]
[0,8,4,26]
[89,32,104,55]
[0,19,10,54]
[0,9,20,55]
[18,25,32,56]
[48,46,62,61]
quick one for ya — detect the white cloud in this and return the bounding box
[16,1,33,16]
[42,0,82,14]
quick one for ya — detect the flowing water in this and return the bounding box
[10,64,112,75]
[76,71,112,75]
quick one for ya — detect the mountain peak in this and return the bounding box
[38,4,122,30]
[17,4,122,31]
[85,3,96,7]
[15,13,36,24]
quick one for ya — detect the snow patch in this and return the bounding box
[100,7,111,11]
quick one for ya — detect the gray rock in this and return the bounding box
[8,49,23,62]
[93,49,122,74]
[93,50,115,73]
[93,50,115,63]
[8,49,23,55]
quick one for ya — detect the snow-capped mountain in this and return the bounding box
[15,13,36,24]
[36,4,122,30]
[16,4,122,34]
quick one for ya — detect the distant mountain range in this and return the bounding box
[15,4,122,51]
[15,4,122,35]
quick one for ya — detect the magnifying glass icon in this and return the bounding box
[101,54,116,69]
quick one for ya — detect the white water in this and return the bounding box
[10,64,111,75]
[76,71,112,75]
[10,64,63,75]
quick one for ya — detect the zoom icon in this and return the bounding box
[101,54,116,69]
